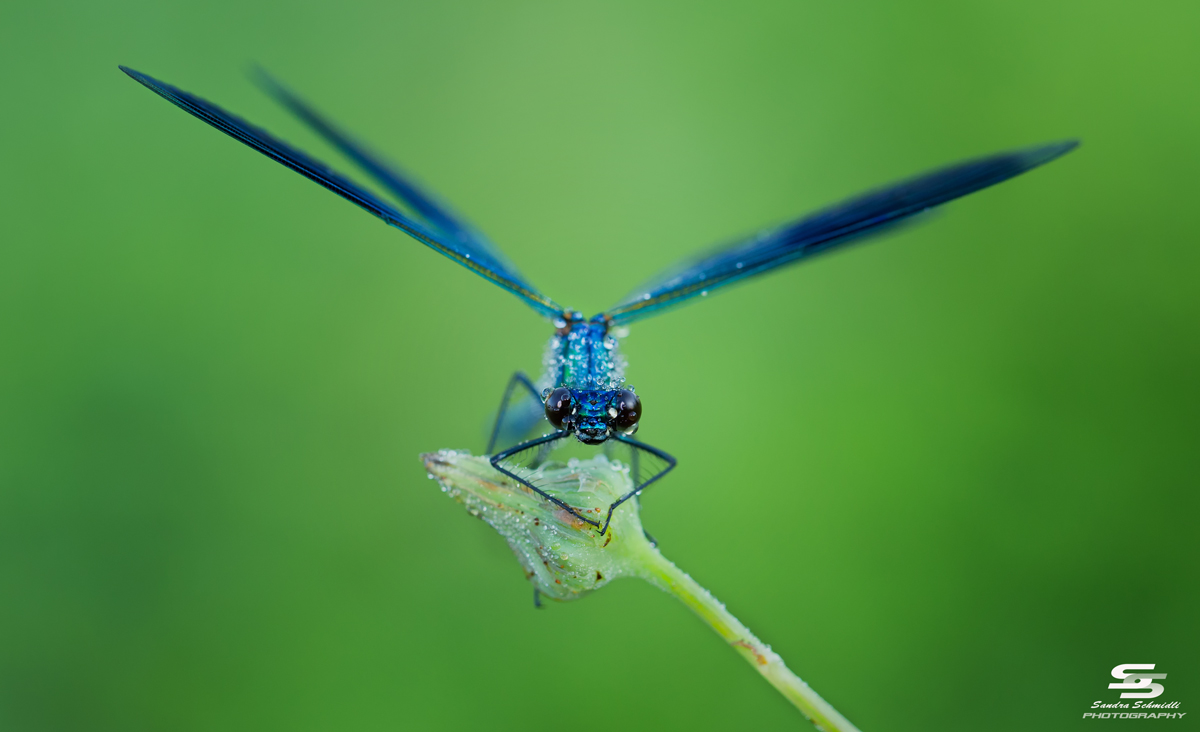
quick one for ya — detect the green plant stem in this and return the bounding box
[633,544,862,732]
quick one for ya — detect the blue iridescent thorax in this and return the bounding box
[542,313,626,391]
[540,313,635,444]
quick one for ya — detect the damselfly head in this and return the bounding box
[544,387,641,444]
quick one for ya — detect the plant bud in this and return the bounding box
[422,450,654,602]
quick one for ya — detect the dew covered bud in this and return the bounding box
[421,451,654,601]
[419,451,861,731]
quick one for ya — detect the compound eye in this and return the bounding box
[544,387,572,429]
[610,389,641,432]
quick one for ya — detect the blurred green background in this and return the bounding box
[2,1,1197,730]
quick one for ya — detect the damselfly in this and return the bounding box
[120,66,1076,535]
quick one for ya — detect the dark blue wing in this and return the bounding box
[602,141,1078,325]
[251,68,526,280]
[119,66,565,319]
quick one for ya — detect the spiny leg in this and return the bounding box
[627,446,659,544]
[603,439,657,545]
[631,445,640,493]
[490,431,601,529]
[529,436,557,470]
[486,371,542,455]
[600,435,677,535]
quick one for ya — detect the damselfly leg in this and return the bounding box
[492,430,676,536]
[603,439,661,545]
[600,435,676,535]
[490,431,601,527]
[486,371,542,454]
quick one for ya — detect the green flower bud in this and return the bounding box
[420,449,862,732]
[422,450,652,601]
